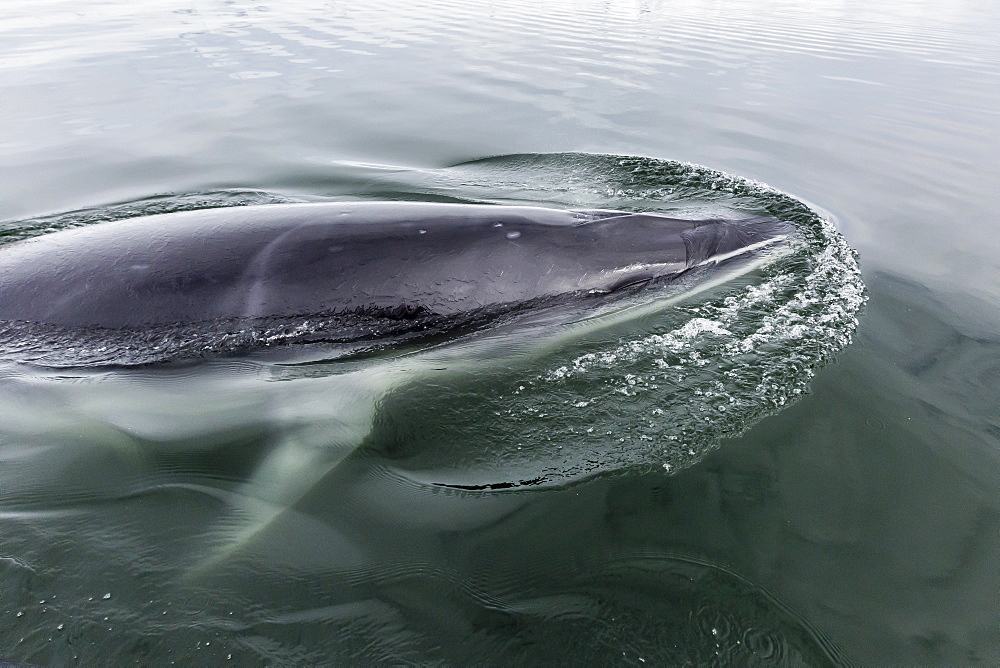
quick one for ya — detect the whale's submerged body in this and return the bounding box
[0,202,792,362]
[0,202,796,570]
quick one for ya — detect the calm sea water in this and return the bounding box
[1,0,999,664]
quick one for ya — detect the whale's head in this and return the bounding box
[556,211,794,297]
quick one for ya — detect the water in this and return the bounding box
[0,0,998,664]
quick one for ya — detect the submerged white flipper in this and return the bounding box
[184,362,407,577]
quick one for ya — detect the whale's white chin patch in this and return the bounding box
[692,234,789,268]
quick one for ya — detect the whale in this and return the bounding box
[0,202,792,363]
[0,201,795,571]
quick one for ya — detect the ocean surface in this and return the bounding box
[1,0,998,664]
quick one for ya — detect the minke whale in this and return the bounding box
[0,202,791,360]
[0,201,794,572]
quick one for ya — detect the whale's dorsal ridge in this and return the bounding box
[0,202,793,363]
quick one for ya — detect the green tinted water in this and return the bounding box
[1,0,998,664]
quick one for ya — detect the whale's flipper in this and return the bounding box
[182,363,403,577]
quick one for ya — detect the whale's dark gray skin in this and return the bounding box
[0,202,790,333]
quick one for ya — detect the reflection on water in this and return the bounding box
[1,0,999,663]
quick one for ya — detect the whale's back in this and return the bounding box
[0,202,790,330]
